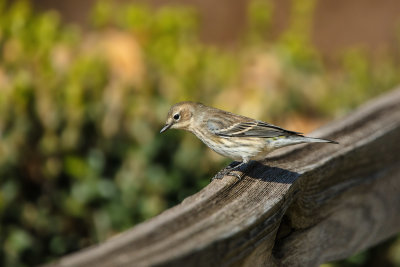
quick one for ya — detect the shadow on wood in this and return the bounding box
[46,88,400,267]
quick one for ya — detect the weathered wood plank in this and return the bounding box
[47,88,400,267]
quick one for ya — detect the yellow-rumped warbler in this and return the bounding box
[160,101,338,179]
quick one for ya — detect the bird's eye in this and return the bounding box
[173,114,180,120]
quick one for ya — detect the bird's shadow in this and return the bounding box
[232,161,299,185]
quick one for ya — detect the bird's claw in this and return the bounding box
[211,168,229,181]
[229,171,244,180]
[211,162,246,181]
[211,170,243,181]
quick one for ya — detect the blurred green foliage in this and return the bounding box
[0,0,399,266]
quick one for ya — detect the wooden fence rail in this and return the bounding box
[47,88,400,267]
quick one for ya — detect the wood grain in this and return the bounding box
[46,88,400,267]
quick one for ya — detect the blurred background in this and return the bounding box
[0,0,400,266]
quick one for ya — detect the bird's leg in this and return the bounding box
[226,161,249,180]
[225,161,242,170]
[211,162,240,181]
[211,161,250,181]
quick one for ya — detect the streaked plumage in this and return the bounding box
[160,101,337,179]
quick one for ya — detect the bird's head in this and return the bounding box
[160,101,200,133]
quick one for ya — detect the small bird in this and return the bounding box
[160,101,338,180]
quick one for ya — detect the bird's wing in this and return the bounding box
[207,119,302,138]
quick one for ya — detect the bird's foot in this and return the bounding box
[211,161,248,181]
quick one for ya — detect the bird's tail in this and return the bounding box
[271,135,338,149]
[300,136,339,144]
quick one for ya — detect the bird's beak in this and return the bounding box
[160,123,172,133]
